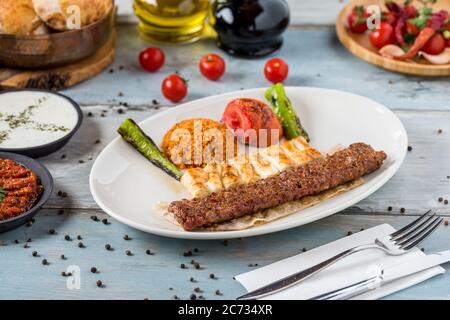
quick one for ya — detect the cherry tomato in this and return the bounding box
[264,58,289,84]
[139,47,165,72]
[161,74,188,103]
[405,21,419,36]
[347,6,370,33]
[447,38,450,48]
[369,21,395,49]
[422,33,446,55]
[199,53,226,81]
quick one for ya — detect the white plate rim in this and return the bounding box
[89,87,408,240]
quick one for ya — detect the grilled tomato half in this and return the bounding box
[222,98,283,147]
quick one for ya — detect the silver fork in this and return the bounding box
[237,210,443,300]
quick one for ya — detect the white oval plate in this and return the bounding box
[90,87,407,240]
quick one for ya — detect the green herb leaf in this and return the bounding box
[0,187,5,204]
[410,7,433,30]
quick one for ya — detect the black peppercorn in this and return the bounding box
[123,234,130,240]
[209,273,215,279]
[183,251,192,257]
[64,235,71,241]
[407,146,412,152]
[125,250,132,256]
[400,208,406,213]
[181,263,187,269]
[78,242,84,248]
[32,251,38,257]
[91,267,97,273]
[387,206,393,211]
[48,229,56,235]
[96,280,103,287]
[190,294,197,300]
[61,255,66,260]
[146,249,152,255]
[105,244,112,251]
[42,259,48,265]
[77,235,82,240]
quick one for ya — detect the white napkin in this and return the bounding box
[235,224,445,300]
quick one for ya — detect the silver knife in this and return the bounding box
[310,250,450,300]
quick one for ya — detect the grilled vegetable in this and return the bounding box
[118,119,183,181]
[265,84,310,142]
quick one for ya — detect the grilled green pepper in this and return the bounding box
[118,119,183,181]
[265,83,310,142]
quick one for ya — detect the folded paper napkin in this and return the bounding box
[235,224,445,300]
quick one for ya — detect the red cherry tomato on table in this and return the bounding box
[161,74,188,103]
[139,47,165,72]
[199,53,226,81]
[347,6,370,33]
[369,21,395,49]
[264,58,289,84]
[422,33,446,55]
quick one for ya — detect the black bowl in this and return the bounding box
[0,89,83,158]
[0,152,53,233]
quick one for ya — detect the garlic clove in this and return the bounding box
[418,48,450,65]
[379,44,405,59]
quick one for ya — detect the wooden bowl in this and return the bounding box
[336,0,450,77]
[0,6,116,70]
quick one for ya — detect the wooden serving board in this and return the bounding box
[0,31,116,91]
[336,0,450,77]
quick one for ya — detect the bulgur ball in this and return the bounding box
[161,118,237,169]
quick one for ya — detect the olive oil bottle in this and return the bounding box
[134,0,210,44]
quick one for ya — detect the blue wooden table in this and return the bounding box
[1,2,450,300]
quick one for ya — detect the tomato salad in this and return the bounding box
[347,0,450,65]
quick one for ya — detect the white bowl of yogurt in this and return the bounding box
[0,90,83,158]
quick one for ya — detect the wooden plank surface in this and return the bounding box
[1,212,449,300]
[2,9,450,300]
[63,25,450,110]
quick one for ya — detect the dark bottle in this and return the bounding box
[211,0,290,58]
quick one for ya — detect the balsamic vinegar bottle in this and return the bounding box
[211,0,290,58]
